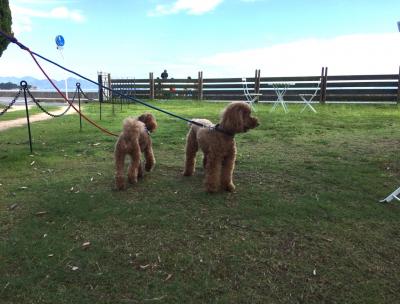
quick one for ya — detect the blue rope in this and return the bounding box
[0,29,206,128]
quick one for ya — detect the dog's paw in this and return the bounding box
[223,183,236,192]
[145,163,154,172]
[138,165,144,178]
[205,182,219,193]
[128,174,138,184]
[115,176,125,190]
[183,168,195,176]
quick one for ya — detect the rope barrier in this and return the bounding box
[27,51,119,137]
[24,83,74,117]
[77,85,96,102]
[0,29,209,133]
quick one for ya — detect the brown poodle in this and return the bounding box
[183,102,259,193]
[114,113,157,190]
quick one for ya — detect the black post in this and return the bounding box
[323,67,328,104]
[397,65,400,105]
[319,67,325,104]
[98,74,103,120]
[21,81,33,154]
[76,83,82,131]
[112,94,115,116]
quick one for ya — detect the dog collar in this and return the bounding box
[214,124,234,137]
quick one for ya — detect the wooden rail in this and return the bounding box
[109,68,400,104]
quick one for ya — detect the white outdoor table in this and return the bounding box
[269,82,295,113]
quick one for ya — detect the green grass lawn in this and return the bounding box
[1,101,400,303]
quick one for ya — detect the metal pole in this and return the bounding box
[21,81,33,154]
[98,73,103,120]
[397,23,400,104]
[77,83,82,131]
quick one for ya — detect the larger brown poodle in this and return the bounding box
[183,102,259,193]
[114,113,157,190]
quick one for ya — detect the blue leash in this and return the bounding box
[0,29,206,128]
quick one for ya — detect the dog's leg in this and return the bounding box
[144,146,155,172]
[183,128,198,176]
[115,151,126,190]
[221,153,236,192]
[204,154,222,193]
[127,141,141,184]
[138,160,144,178]
[202,154,208,169]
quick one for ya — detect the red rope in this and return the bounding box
[27,50,118,137]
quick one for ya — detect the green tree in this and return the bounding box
[0,0,12,57]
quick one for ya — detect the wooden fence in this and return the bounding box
[108,67,400,104]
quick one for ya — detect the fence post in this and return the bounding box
[319,67,325,104]
[254,69,261,100]
[198,71,203,100]
[98,73,103,120]
[108,73,112,102]
[323,67,328,104]
[77,83,82,131]
[149,72,155,99]
[21,81,33,153]
[397,66,400,105]
[319,67,328,104]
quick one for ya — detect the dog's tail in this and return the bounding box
[122,117,141,139]
[189,118,213,131]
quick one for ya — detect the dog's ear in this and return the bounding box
[138,113,157,132]
[220,103,247,133]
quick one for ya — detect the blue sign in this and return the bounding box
[55,35,65,47]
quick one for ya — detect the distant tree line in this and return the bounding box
[0,82,32,89]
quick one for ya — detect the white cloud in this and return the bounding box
[148,0,223,16]
[197,33,400,77]
[10,3,85,34]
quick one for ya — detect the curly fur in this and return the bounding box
[183,102,259,192]
[114,113,157,190]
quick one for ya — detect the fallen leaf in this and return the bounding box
[35,211,48,216]
[165,274,173,281]
[8,203,18,210]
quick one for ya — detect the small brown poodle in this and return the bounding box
[114,113,157,190]
[183,102,259,193]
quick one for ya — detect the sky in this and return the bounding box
[0,0,399,81]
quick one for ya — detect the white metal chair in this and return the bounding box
[299,80,321,113]
[242,78,262,112]
[380,186,400,203]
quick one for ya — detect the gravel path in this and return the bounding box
[0,106,75,132]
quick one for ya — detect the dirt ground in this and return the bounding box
[0,105,74,132]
